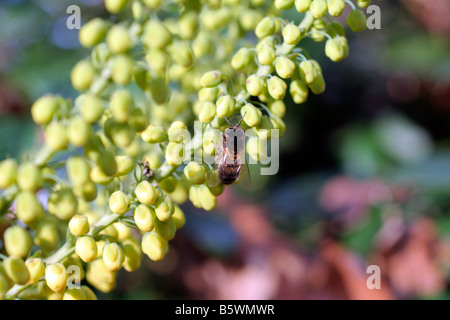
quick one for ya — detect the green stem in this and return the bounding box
[276,11,315,57]
[5,283,33,300]
[89,72,110,97]
[33,145,55,167]
[344,0,356,10]
[308,30,333,41]
[154,162,179,181]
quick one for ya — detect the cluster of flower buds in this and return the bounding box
[0,0,369,299]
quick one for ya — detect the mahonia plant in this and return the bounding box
[0,0,369,300]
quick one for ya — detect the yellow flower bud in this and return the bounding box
[141,231,168,261]
[239,9,263,31]
[257,115,275,140]
[76,236,98,263]
[62,288,86,300]
[328,21,346,37]
[257,45,276,65]
[48,188,78,221]
[295,0,312,12]
[192,31,213,58]
[84,135,103,162]
[16,191,44,227]
[172,204,186,229]
[129,108,148,133]
[63,255,85,281]
[68,117,92,147]
[4,226,33,259]
[69,214,90,236]
[143,0,163,9]
[79,18,107,48]
[141,125,167,144]
[34,221,60,252]
[0,274,10,300]
[111,222,129,242]
[255,17,275,39]
[110,123,136,148]
[166,141,185,166]
[109,191,130,215]
[71,60,95,92]
[198,185,217,211]
[246,74,265,96]
[97,151,117,177]
[168,41,195,68]
[67,156,91,186]
[102,243,125,272]
[274,56,296,79]
[31,95,59,125]
[111,54,134,86]
[336,36,349,58]
[198,87,219,102]
[299,60,319,84]
[202,129,222,156]
[327,0,346,16]
[110,89,134,124]
[135,180,158,205]
[90,166,114,185]
[231,47,252,70]
[290,79,309,104]
[134,204,156,232]
[310,0,328,18]
[200,70,223,88]
[45,263,67,292]
[105,0,130,13]
[86,258,116,293]
[347,9,367,32]
[123,242,141,272]
[0,159,17,189]
[4,257,30,285]
[356,0,371,8]
[216,95,235,119]
[155,218,176,241]
[308,73,326,94]
[282,23,301,45]
[184,162,206,185]
[143,20,172,50]
[17,162,41,192]
[267,76,287,100]
[159,176,177,193]
[25,258,45,285]
[115,156,134,177]
[241,103,263,127]
[148,76,171,104]
[199,101,217,123]
[268,100,286,118]
[155,195,175,222]
[168,121,188,143]
[81,285,98,300]
[271,116,286,138]
[107,25,132,54]
[208,183,225,197]
[275,0,295,9]
[178,11,198,39]
[325,38,347,62]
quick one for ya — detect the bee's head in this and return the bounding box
[225,126,245,137]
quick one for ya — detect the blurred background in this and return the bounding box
[1,0,450,300]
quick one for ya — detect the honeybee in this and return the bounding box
[140,159,154,181]
[207,116,251,189]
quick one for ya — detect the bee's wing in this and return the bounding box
[237,162,251,189]
[206,142,224,187]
